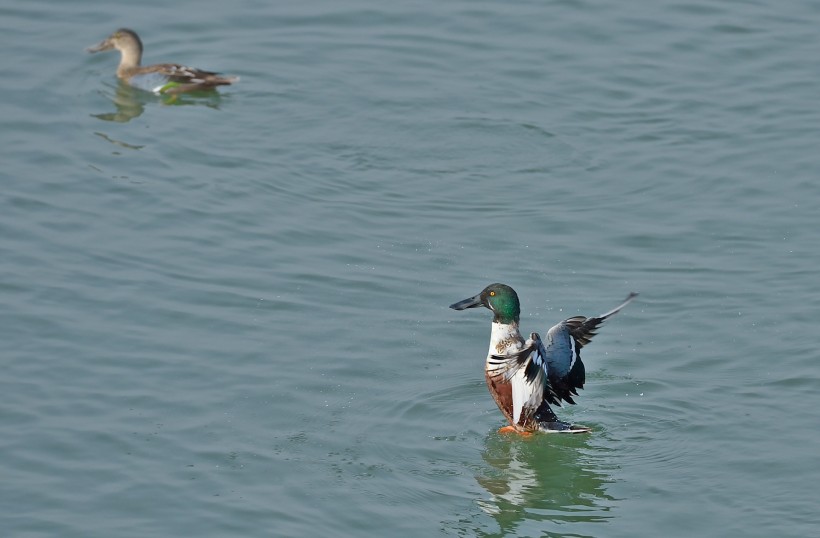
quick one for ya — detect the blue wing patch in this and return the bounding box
[494,293,638,406]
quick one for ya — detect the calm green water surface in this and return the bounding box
[1,1,819,536]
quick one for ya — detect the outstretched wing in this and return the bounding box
[487,335,560,425]
[544,292,638,403]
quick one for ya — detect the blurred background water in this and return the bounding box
[1,0,819,536]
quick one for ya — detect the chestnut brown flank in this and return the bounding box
[485,371,514,426]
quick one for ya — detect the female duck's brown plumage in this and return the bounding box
[87,28,238,95]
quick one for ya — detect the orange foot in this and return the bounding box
[498,426,532,436]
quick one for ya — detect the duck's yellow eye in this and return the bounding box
[489,291,495,296]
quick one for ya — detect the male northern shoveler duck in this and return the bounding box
[87,28,238,95]
[450,284,637,434]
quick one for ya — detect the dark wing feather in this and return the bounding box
[145,63,237,87]
[542,321,582,403]
[545,292,638,404]
[567,292,639,348]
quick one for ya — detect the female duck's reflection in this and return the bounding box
[92,80,222,123]
[91,81,145,123]
[474,432,617,536]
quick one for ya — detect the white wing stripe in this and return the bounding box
[511,369,528,424]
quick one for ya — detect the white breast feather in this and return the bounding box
[487,322,537,425]
[511,368,528,424]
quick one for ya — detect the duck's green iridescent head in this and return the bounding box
[449,283,521,324]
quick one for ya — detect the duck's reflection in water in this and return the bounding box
[474,431,617,537]
[92,80,223,123]
[91,81,145,123]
